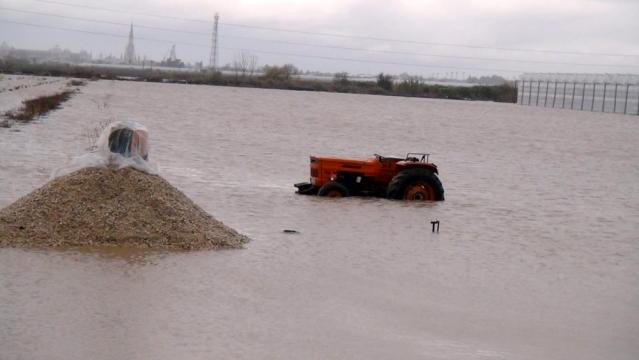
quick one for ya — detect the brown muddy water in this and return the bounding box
[1,77,638,360]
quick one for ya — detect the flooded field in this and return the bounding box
[1,76,638,359]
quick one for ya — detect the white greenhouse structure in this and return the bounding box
[517,73,639,115]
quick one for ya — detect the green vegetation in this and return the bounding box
[0,57,516,103]
[376,73,393,91]
[260,64,298,84]
[396,78,517,102]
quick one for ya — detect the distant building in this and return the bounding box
[159,45,184,68]
[0,41,11,57]
[517,73,639,115]
[123,24,137,65]
[0,42,92,64]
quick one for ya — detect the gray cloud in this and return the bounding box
[1,0,637,77]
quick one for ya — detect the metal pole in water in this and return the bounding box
[562,82,567,108]
[602,83,608,112]
[431,220,440,233]
[536,80,541,106]
[624,84,630,114]
[570,82,576,109]
[552,82,558,108]
[580,83,586,110]
[591,83,596,112]
[544,81,550,107]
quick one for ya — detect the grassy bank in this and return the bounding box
[0,87,75,128]
[0,58,517,103]
[4,90,75,122]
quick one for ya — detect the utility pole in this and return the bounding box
[209,13,219,70]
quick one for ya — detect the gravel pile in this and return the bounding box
[0,167,249,250]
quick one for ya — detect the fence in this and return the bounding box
[517,74,639,115]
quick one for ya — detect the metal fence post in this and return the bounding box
[515,76,639,115]
[602,83,608,112]
[624,84,630,114]
[544,81,550,107]
[613,83,619,113]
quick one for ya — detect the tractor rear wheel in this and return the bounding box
[387,168,444,201]
[318,181,350,197]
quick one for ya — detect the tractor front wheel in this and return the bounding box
[318,181,350,197]
[387,168,444,201]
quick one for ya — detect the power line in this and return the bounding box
[0,19,206,47]
[221,34,639,69]
[222,47,526,74]
[0,7,209,36]
[33,0,212,23]
[0,18,529,73]
[3,7,637,70]
[31,0,639,58]
[219,22,639,59]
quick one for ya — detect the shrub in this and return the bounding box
[396,77,422,96]
[376,73,393,91]
[260,64,298,84]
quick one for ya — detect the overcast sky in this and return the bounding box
[1,0,638,78]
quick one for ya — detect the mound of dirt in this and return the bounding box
[0,167,249,250]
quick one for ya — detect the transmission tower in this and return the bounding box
[209,13,219,70]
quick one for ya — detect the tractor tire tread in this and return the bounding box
[387,168,444,201]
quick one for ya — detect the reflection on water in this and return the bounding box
[1,78,638,360]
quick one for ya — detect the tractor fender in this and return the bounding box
[396,161,439,174]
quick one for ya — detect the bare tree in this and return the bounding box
[247,53,258,78]
[233,51,258,80]
[333,72,349,86]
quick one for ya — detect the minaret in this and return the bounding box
[124,23,136,65]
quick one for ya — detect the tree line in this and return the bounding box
[0,56,517,103]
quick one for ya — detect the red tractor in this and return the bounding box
[294,153,444,201]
